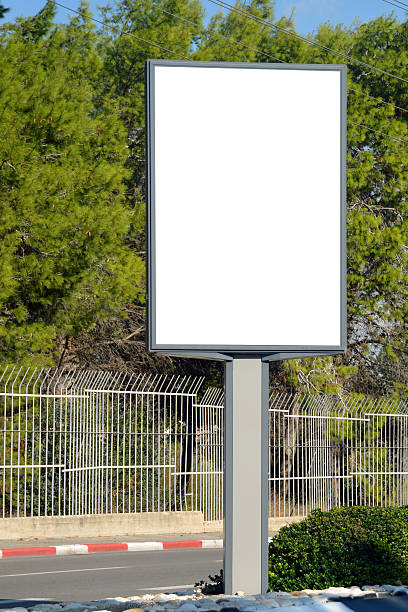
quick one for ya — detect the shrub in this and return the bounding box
[194,569,224,594]
[268,506,408,591]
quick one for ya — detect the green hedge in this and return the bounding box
[268,506,408,591]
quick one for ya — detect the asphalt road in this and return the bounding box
[0,548,223,604]
[2,550,408,611]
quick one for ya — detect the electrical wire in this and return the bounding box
[381,0,408,10]
[156,3,408,125]
[348,87,408,115]
[52,1,192,60]
[157,5,285,64]
[155,3,408,115]
[207,0,408,84]
[348,121,408,144]
[53,0,284,66]
[52,1,408,148]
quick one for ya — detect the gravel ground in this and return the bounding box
[3,584,408,612]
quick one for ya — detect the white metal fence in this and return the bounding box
[0,368,223,520]
[1,367,408,521]
[270,392,408,518]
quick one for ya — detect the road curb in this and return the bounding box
[0,538,224,559]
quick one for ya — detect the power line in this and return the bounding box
[205,0,408,135]
[156,3,408,115]
[147,3,408,127]
[207,0,408,85]
[381,0,408,10]
[158,3,408,121]
[52,1,408,149]
[53,0,284,67]
[348,87,408,115]
[52,1,192,60]
[349,121,408,144]
[157,5,285,64]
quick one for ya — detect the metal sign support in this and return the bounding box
[157,350,343,595]
[224,358,270,595]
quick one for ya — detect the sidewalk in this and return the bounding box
[0,532,223,548]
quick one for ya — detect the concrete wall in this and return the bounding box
[203,517,302,534]
[0,512,204,541]
[268,517,302,532]
[0,513,303,541]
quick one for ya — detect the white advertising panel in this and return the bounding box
[146,60,346,354]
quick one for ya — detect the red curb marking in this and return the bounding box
[0,540,211,558]
[162,540,202,549]
[86,543,128,553]
[2,546,57,558]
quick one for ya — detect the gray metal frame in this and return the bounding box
[146,59,347,357]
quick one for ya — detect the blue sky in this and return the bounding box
[6,0,406,35]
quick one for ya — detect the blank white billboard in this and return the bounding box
[146,61,346,354]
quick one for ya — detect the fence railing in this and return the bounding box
[270,392,408,518]
[1,367,408,521]
[0,367,223,520]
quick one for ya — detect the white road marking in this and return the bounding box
[126,542,163,552]
[0,566,127,578]
[134,584,194,591]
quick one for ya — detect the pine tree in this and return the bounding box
[1,1,407,393]
[264,13,408,395]
[0,5,144,366]
[73,0,206,372]
[195,0,277,62]
[0,4,8,20]
[196,4,408,395]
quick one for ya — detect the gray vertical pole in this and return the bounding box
[224,357,269,595]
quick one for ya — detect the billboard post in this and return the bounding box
[224,358,270,594]
[145,59,347,594]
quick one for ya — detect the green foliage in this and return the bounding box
[0,5,144,366]
[262,14,408,396]
[197,3,408,397]
[194,569,224,595]
[195,0,276,62]
[281,358,358,394]
[268,507,408,591]
[99,0,204,249]
[14,0,56,42]
[0,3,9,19]
[0,1,407,388]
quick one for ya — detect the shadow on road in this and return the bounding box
[0,599,60,609]
[337,596,408,611]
